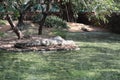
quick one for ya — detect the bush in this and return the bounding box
[45,16,68,29]
[77,11,109,26]
[108,12,120,34]
[52,29,67,39]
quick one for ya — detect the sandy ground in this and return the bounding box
[67,22,107,32]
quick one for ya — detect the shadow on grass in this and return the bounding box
[66,32,120,43]
[80,46,120,54]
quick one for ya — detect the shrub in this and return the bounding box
[77,11,109,27]
[108,12,120,34]
[45,16,68,29]
[52,29,67,39]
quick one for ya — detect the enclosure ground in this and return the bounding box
[0,22,106,52]
[0,31,120,80]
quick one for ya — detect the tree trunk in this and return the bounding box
[3,1,23,39]
[17,12,25,29]
[38,0,51,35]
[38,13,47,35]
[6,14,23,39]
[59,1,75,22]
[67,1,75,22]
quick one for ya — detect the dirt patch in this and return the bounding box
[0,25,11,32]
[67,22,107,32]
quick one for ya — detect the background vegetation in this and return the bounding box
[45,16,67,29]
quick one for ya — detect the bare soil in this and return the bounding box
[67,22,107,32]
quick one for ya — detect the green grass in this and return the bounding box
[0,32,120,80]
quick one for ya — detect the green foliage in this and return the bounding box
[0,5,5,19]
[69,0,119,25]
[89,11,110,26]
[52,29,67,39]
[11,8,20,20]
[114,0,120,10]
[45,16,68,29]
[0,5,5,12]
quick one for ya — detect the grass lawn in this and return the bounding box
[0,32,120,80]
